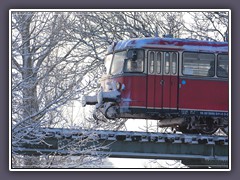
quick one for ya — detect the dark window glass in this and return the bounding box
[183,52,215,77]
[125,49,144,73]
[149,52,154,74]
[165,52,170,74]
[156,52,161,74]
[172,52,177,75]
[217,54,228,78]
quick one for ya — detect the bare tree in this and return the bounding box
[182,11,229,41]
[11,11,110,168]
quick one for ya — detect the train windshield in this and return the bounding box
[109,49,144,75]
[104,54,113,74]
[110,51,126,75]
[124,49,144,73]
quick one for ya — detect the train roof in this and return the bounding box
[108,37,228,54]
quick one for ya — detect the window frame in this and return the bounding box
[147,50,163,75]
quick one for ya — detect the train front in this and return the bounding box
[82,40,146,121]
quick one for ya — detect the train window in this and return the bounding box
[149,52,155,74]
[165,52,170,74]
[104,54,113,75]
[110,51,126,75]
[172,52,177,75]
[156,52,161,74]
[217,54,228,78]
[124,49,144,73]
[183,52,215,77]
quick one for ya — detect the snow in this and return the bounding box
[112,37,228,53]
[108,158,148,168]
[83,95,97,106]
[83,81,121,107]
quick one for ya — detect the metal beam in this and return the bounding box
[12,128,229,168]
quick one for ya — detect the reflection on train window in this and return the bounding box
[172,52,177,75]
[125,49,144,73]
[149,51,154,74]
[183,52,215,77]
[156,52,161,74]
[111,51,126,75]
[104,54,113,75]
[165,52,170,74]
[217,54,228,78]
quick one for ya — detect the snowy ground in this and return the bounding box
[108,158,149,168]
[108,158,186,169]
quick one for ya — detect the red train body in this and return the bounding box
[84,37,229,134]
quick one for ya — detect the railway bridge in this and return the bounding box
[12,128,229,168]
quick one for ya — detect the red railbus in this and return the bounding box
[84,37,229,134]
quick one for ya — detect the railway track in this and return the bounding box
[12,128,229,168]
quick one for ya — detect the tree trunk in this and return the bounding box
[18,13,40,168]
[20,14,39,123]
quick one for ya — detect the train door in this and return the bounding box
[147,51,179,113]
[162,52,179,112]
[147,51,163,111]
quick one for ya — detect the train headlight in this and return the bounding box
[116,82,121,90]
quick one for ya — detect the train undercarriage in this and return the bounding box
[169,116,228,135]
[90,102,228,135]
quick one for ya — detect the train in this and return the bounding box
[83,37,229,135]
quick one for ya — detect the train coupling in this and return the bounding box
[82,81,121,107]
